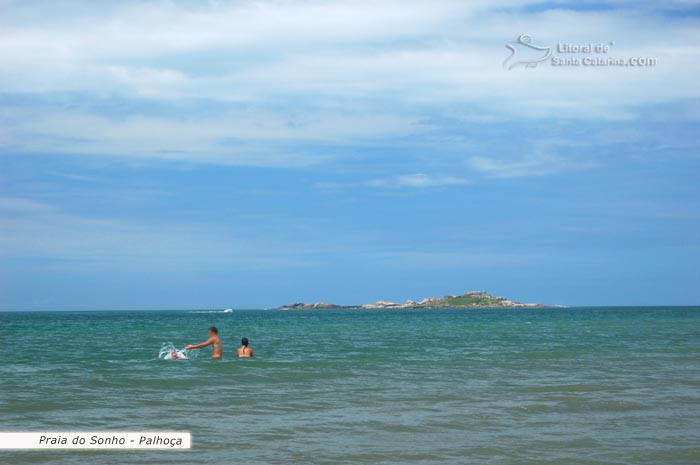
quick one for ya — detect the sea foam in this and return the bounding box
[158,343,190,360]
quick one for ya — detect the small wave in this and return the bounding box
[158,342,190,360]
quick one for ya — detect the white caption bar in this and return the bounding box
[0,432,191,449]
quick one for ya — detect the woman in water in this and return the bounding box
[237,337,254,358]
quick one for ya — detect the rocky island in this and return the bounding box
[279,291,547,310]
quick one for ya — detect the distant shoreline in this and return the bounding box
[4,305,700,313]
[278,290,557,310]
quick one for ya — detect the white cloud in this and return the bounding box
[367,173,468,188]
[1,1,698,107]
[467,153,597,178]
[0,0,698,167]
[1,110,422,166]
[314,173,469,189]
[0,196,57,213]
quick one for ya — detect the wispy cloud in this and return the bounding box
[367,173,468,188]
[315,173,469,189]
[467,154,598,178]
[1,0,699,168]
[0,196,57,213]
[1,110,422,166]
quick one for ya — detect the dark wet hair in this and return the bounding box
[241,337,249,347]
[208,326,218,335]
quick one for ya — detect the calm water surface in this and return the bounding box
[1,307,699,464]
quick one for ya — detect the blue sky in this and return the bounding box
[1,0,699,310]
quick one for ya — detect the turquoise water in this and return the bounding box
[1,307,699,464]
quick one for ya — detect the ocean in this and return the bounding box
[1,307,698,464]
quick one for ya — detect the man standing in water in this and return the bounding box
[186,326,222,359]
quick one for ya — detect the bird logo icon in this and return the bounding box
[503,34,552,70]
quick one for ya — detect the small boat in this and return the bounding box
[223,308,234,313]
